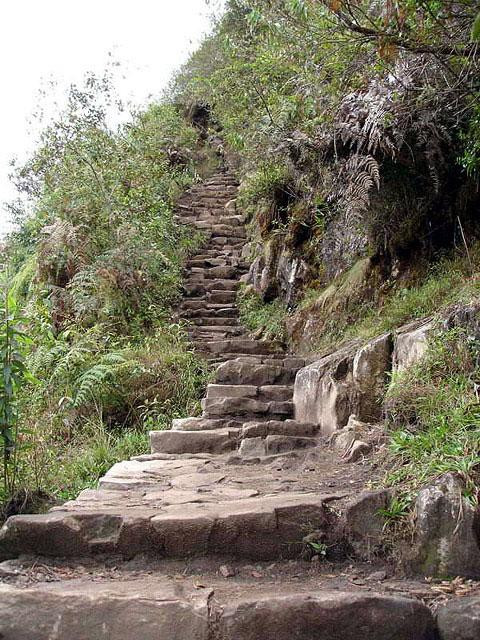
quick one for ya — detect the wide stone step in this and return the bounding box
[211,226,247,238]
[203,266,240,279]
[210,236,245,247]
[180,309,239,320]
[171,417,243,431]
[207,353,291,365]
[0,486,338,561]
[184,280,239,295]
[241,419,319,439]
[0,580,436,640]
[179,298,237,311]
[189,325,245,336]
[207,290,237,304]
[188,328,246,340]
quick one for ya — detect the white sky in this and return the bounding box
[0,0,223,235]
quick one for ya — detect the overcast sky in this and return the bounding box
[0,0,223,235]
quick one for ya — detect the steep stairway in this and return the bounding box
[0,171,458,639]
[151,171,320,459]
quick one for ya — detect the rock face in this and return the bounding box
[437,596,480,640]
[294,334,392,435]
[412,473,480,579]
[246,237,311,306]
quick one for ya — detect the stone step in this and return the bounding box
[206,384,293,402]
[238,434,318,459]
[207,353,291,365]
[203,266,241,279]
[207,290,237,304]
[0,478,340,562]
[183,282,239,297]
[241,419,319,439]
[188,327,246,340]
[198,339,284,356]
[0,579,436,640]
[189,325,245,335]
[150,428,239,455]
[215,359,300,385]
[179,299,236,311]
[190,317,240,326]
[171,417,243,431]
[180,309,239,320]
[210,236,245,247]
[184,278,239,291]
[202,397,294,419]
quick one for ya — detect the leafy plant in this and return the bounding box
[0,281,34,501]
[237,285,288,342]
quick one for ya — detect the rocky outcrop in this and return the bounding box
[392,318,434,373]
[293,333,392,435]
[287,257,385,350]
[244,236,312,306]
[410,473,480,579]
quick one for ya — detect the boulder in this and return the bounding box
[352,333,392,420]
[392,318,434,373]
[294,334,392,435]
[437,596,480,640]
[411,473,480,579]
[342,489,391,558]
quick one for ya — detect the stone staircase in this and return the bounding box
[0,171,463,639]
[151,171,319,460]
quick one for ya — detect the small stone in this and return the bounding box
[251,570,263,578]
[345,440,371,463]
[219,565,236,578]
[0,560,21,577]
[368,570,387,582]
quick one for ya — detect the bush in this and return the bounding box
[383,328,480,506]
[0,72,213,512]
[237,285,288,342]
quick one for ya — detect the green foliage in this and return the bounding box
[471,12,480,41]
[302,243,480,351]
[0,71,213,511]
[459,102,480,177]
[0,283,34,502]
[237,285,288,342]
[383,329,480,510]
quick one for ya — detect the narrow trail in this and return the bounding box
[0,172,470,639]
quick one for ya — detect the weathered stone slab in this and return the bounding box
[150,429,239,455]
[219,591,435,640]
[0,580,210,640]
[437,596,480,640]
